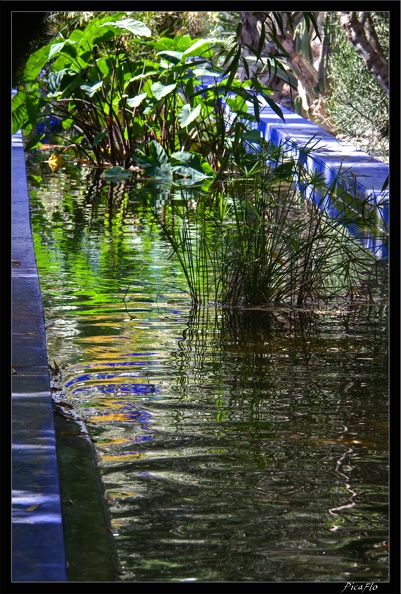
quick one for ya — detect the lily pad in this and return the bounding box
[102,166,132,182]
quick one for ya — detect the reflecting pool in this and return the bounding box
[27,160,389,582]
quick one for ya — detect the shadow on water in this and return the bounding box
[27,159,389,582]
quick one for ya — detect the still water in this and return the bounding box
[27,160,389,582]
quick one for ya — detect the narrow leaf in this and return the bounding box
[93,130,109,146]
[27,504,41,512]
[261,93,285,121]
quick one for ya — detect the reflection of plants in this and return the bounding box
[150,141,386,307]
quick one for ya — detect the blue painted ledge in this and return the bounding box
[12,127,67,582]
[200,74,388,260]
[240,98,389,261]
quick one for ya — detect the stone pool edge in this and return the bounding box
[11,129,68,582]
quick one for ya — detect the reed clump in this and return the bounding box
[151,141,386,308]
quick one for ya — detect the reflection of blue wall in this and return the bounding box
[70,383,158,396]
[65,361,158,388]
[94,402,153,423]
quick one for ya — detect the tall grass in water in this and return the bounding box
[154,143,386,307]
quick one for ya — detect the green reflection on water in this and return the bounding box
[28,161,388,582]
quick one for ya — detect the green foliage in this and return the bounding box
[13,12,279,177]
[325,12,389,162]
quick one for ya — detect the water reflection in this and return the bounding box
[27,163,388,582]
[67,303,387,582]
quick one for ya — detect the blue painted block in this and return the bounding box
[235,97,388,260]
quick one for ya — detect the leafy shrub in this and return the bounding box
[325,12,389,162]
[12,12,281,178]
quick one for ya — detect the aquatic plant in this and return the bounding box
[12,12,282,176]
[149,140,387,307]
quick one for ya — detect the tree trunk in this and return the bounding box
[338,11,389,95]
[239,12,275,81]
[239,11,322,111]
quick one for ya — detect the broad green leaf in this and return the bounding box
[48,41,67,60]
[61,117,74,130]
[156,50,184,64]
[170,151,214,178]
[148,140,169,167]
[135,140,169,168]
[142,78,154,98]
[151,82,177,100]
[182,38,214,59]
[80,81,103,97]
[175,34,199,51]
[226,95,247,115]
[192,67,220,78]
[134,141,172,179]
[26,84,40,128]
[171,165,209,180]
[81,18,117,47]
[152,37,177,51]
[153,34,193,52]
[48,39,78,60]
[68,29,86,44]
[102,19,151,37]
[178,104,201,128]
[12,91,28,134]
[93,30,116,46]
[47,70,69,94]
[57,43,78,61]
[23,45,49,81]
[126,93,148,108]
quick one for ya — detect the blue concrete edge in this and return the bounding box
[232,97,389,260]
[200,74,388,260]
[12,126,68,581]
